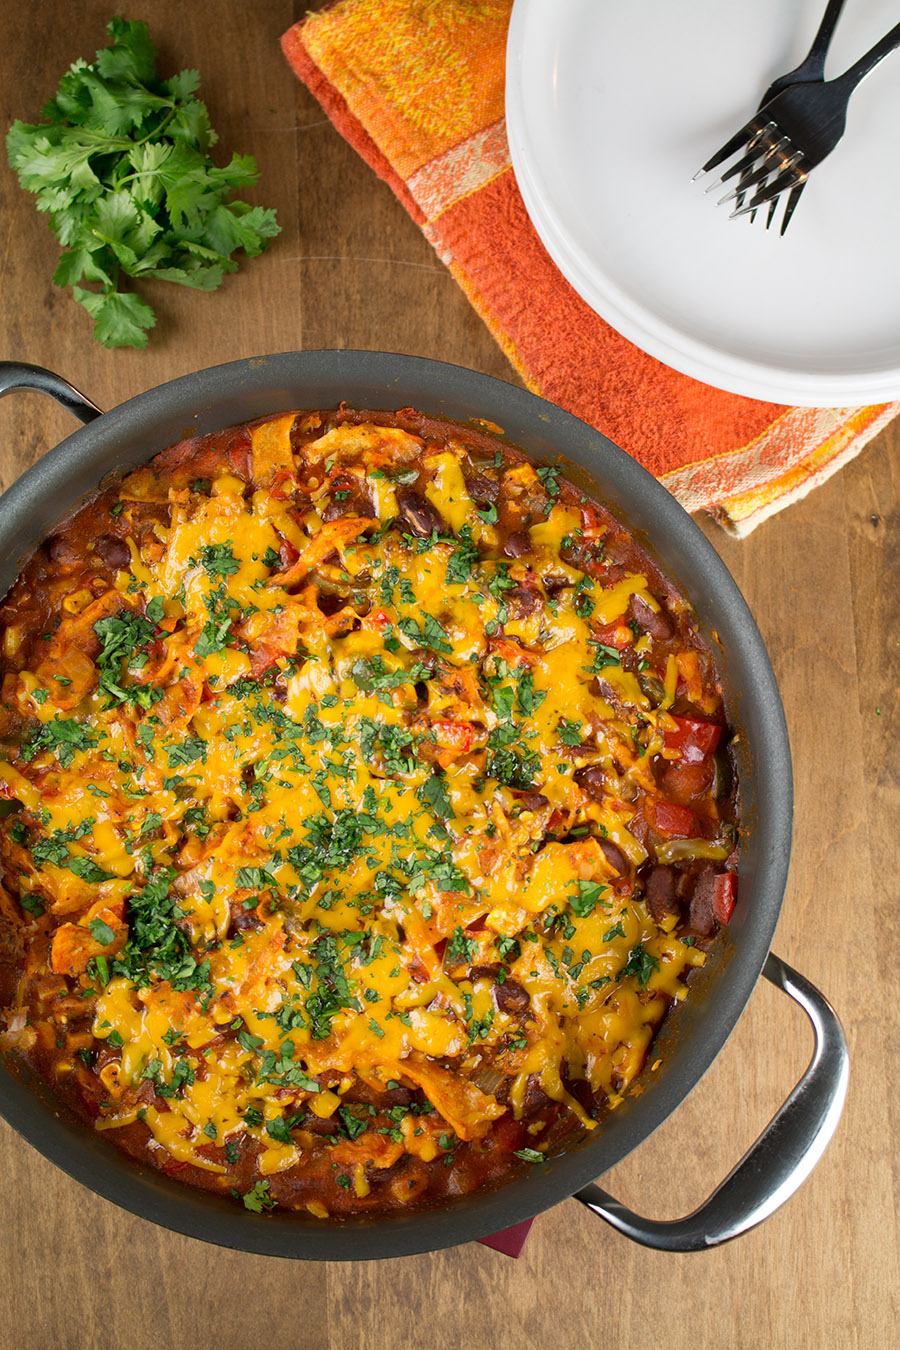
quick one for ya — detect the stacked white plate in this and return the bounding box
[506,0,900,405]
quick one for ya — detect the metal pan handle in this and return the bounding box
[575,953,848,1250]
[0,361,103,425]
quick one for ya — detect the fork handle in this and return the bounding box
[773,0,847,89]
[835,19,900,94]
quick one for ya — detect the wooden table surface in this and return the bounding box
[1,5,898,1347]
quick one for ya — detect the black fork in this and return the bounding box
[696,11,900,235]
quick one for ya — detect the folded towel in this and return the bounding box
[281,0,899,534]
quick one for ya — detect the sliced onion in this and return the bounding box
[471,1066,505,1096]
[654,837,733,865]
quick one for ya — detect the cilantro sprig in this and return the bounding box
[6,17,279,348]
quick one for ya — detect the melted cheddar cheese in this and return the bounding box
[0,409,736,1216]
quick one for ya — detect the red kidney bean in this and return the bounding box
[94,535,131,570]
[598,839,628,874]
[494,979,530,1015]
[463,470,500,503]
[45,535,81,568]
[505,585,542,618]
[322,494,374,522]
[381,1085,413,1109]
[644,865,678,922]
[229,906,263,934]
[574,765,605,801]
[302,1113,340,1137]
[521,1075,553,1115]
[502,530,533,559]
[686,868,717,936]
[395,488,444,538]
[315,592,347,618]
[542,573,569,598]
[515,792,549,814]
[469,964,499,981]
[629,593,675,642]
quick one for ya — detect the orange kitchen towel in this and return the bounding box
[281,0,899,535]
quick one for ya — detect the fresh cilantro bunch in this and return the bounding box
[6,17,280,348]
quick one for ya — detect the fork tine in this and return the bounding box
[737,133,771,221]
[711,126,780,187]
[729,162,809,217]
[692,113,768,178]
[747,164,808,212]
[764,195,780,229]
[716,142,796,203]
[778,181,807,235]
[704,134,777,195]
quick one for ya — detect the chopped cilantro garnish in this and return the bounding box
[570,879,609,918]
[88,917,117,946]
[397,614,453,655]
[198,541,240,577]
[514,1147,546,1164]
[485,746,541,790]
[445,524,480,585]
[416,771,453,820]
[536,464,561,499]
[20,715,101,768]
[242,1179,276,1213]
[557,717,583,746]
[619,944,661,988]
[445,926,478,968]
[165,736,207,769]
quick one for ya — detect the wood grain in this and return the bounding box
[1,4,898,1347]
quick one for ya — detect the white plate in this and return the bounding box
[506,0,900,406]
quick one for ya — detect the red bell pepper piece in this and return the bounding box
[493,1114,528,1153]
[711,872,737,925]
[664,716,722,765]
[278,537,299,569]
[363,608,391,633]
[651,801,699,837]
[591,622,631,652]
[431,720,475,753]
[580,503,606,539]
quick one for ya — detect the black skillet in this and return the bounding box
[0,351,848,1259]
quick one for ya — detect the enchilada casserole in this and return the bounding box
[0,408,739,1216]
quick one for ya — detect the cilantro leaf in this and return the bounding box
[338,1107,367,1141]
[485,746,541,791]
[265,1116,294,1146]
[445,524,480,585]
[242,1179,276,1213]
[557,717,583,746]
[20,714,100,768]
[166,736,207,769]
[199,541,240,577]
[68,857,116,884]
[619,943,661,988]
[397,614,453,655]
[570,879,608,918]
[445,926,478,968]
[416,772,453,820]
[93,606,160,705]
[88,917,116,945]
[236,865,278,891]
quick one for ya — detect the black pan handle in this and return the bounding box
[575,953,848,1249]
[0,361,103,424]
